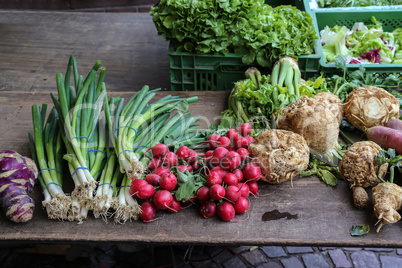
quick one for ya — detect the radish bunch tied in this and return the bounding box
[0,150,38,223]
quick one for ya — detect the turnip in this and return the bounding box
[372,182,402,232]
[159,173,177,191]
[338,141,387,209]
[217,136,231,148]
[226,129,239,141]
[344,86,399,132]
[176,145,191,160]
[209,184,226,201]
[248,129,309,184]
[210,147,229,166]
[153,190,174,210]
[234,197,249,214]
[278,94,340,165]
[196,186,210,202]
[200,200,216,218]
[242,162,262,182]
[0,150,38,223]
[139,201,157,222]
[207,134,221,149]
[225,185,240,203]
[162,152,178,167]
[386,119,402,132]
[145,173,161,187]
[220,151,241,170]
[366,126,402,155]
[147,158,162,171]
[217,201,235,221]
[206,171,223,187]
[152,144,169,159]
[223,173,239,186]
[239,123,252,136]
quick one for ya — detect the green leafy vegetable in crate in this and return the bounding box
[317,0,402,8]
[150,0,317,66]
[320,17,402,64]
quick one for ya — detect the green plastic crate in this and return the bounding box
[311,5,402,74]
[169,0,321,91]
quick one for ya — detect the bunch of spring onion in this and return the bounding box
[104,85,204,223]
[29,105,71,220]
[49,56,108,221]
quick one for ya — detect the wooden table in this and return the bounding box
[1,10,401,247]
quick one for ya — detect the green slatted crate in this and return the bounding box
[169,0,321,91]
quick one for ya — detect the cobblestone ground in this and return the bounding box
[2,244,402,267]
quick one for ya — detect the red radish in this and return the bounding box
[366,126,402,154]
[0,150,38,223]
[204,150,213,159]
[159,173,177,191]
[207,171,223,187]
[228,147,236,152]
[234,136,248,149]
[136,184,155,200]
[155,166,170,176]
[236,148,249,161]
[166,198,182,213]
[236,182,250,198]
[223,173,239,186]
[234,197,249,214]
[209,184,226,201]
[139,201,157,222]
[162,152,178,167]
[239,123,252,136]
[247,181,259,195]
[210,147,229,166]
[217,201,235,221]
[176,145,191,160]
[199,201,216,218]
[192,161,201,171]
[226,128,239,140]
[207,134,221,149]
[153,190,174,210]
[176,165,188,173]
[225,185,240,203]
[233,169,244,182]
[151,144,169,158]
[243,162,262,182]
[220,151,241,170]
[147,158,162,171]
[186,165,194,173]
[217,136,231,148]
[145,173,161,187]
[386,119,402,131]
[211,166,228,179]
[196,186,210,202]
[187,149,198,165]
[129,179,148,197]
[245,136,255,145]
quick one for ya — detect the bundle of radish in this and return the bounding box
[344,86,400,132]
[338,141,387,209]
[278,93,343,166]
[248,129,309,184]
[371,148,402,232]
[0,150,38,223]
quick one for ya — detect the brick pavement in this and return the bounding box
[2,244,402,267]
